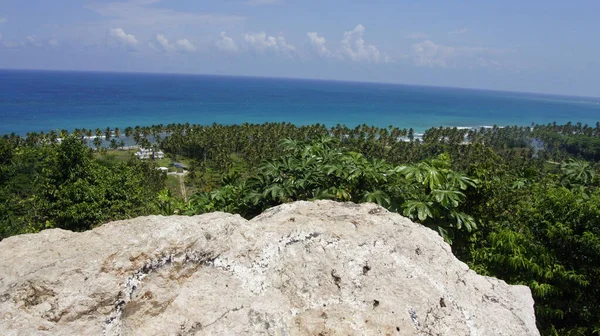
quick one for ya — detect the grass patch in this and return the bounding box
[95,149,136,167]
[94,149,136,161]
[165,175,181,195]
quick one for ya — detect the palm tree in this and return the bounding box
[93,137,103,150]
[104,127,112,141]
[110,139,119,150]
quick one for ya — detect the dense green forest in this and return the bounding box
[1,121,600,335]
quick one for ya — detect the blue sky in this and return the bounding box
[1,0,599,97]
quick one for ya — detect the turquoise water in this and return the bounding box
[1,69,599,135]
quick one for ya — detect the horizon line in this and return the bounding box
[2,67,600,101]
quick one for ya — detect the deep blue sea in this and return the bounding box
[1,69,600,136]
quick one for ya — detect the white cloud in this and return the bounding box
[109,28,138,49]
[130,0,161,4]
[448,28,469,36]
[2,41,18,48]
[1,35,60,49]
[342,24,386,63]
[411,40,504,68]
[215,31,238,52]
[244,32,295,54]
[24,36,43,47]
[175,38,196,53]
[405,32,429,40]
[150,34,196,53]
[0,17,6,24]
[154,33,173,52]
[307,32,331,57]
[0,34,23,49]
[244,0,280,5]
[0,35,17,48]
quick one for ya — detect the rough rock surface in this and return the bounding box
[0,201,538,335]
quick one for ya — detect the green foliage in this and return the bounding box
[391,156,477,243]
[0,136,165,238]
[187,137,477,243]
[560,159,595,186]
[468,175,600,334]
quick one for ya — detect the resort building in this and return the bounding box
[135,148,164,160]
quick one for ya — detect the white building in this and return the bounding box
[135,148,164,160]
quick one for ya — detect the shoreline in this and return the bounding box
[8,122,531,150]
[2,123,514,139]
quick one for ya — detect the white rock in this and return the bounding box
[0,201,539,335]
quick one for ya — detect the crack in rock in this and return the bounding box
[103,250,216,336]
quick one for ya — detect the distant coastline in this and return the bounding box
[1,69,599,136]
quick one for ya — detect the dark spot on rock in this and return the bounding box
[321,311,327,319]
[408,307,420,328]
[362,263,371,275]
[396,326,400,332]
[331,270,341,289]
[289,217,295,222]
[285,232,320,246]
[0,293,10,303]
[440,297,446,307]
[21,284,56,307]
[373,300,380,309]
[186,322,203,333]
[415,247,422,255]
[483,294,499,303]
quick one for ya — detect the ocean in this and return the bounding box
[1,69,600,136]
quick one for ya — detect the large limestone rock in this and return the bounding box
[0,201,538,335]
